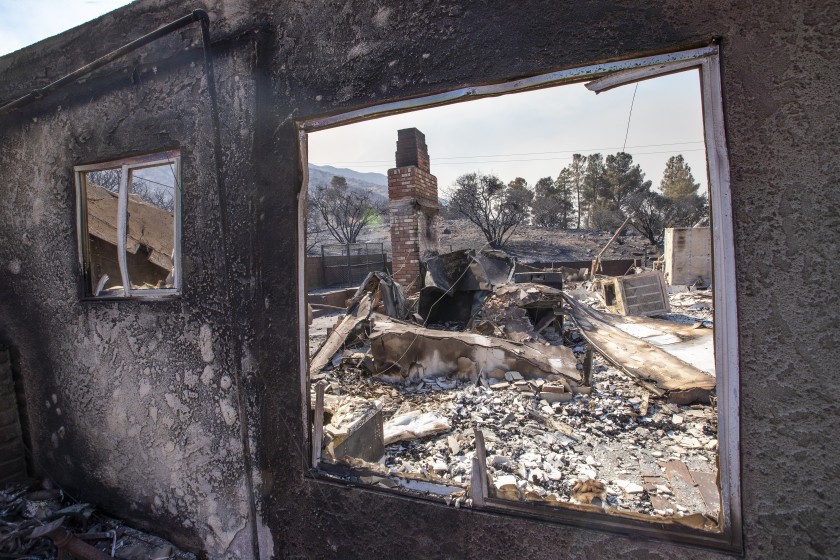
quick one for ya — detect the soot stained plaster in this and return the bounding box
[0,0,838,558]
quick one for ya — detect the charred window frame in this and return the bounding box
[75,150,182,299]
[297,46,741,552]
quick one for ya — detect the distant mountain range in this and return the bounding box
[306,163,449,205]
[307,164,388,201]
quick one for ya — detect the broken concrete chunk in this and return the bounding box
[541,383,565,394]
[447,435,461,455]
[614,479,645,494]
[540,391,572,404]
[383,410,451,445]
[513,380,531,392]
[504,370,524,382]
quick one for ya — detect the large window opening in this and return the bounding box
[298,47,740,550]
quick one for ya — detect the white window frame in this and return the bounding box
[297,46,741,552]
[75,150,182,299]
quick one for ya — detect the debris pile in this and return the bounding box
[307,248,719,529]
[0,480,195,560]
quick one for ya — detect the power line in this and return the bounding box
[311,140,704,166]
[622,83,639,152]
[315,148,707,169]
[132,175,175,191]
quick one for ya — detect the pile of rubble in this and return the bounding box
[308,248,720,530]
[0,480,194,560]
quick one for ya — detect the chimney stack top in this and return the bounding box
[395,127,430,172]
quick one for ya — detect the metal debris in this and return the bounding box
[564,293,715,403]
[0,480,194,560]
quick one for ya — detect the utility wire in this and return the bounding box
[315,148,706,169]
[312,140,703,166]
[622,83,639,152]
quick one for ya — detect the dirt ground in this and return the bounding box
[354,217,657,263]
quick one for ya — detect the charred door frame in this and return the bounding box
[295,45,741,552]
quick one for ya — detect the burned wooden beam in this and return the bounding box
[309,294,373,375]
[368,314,581,384]
[563,294,715,403]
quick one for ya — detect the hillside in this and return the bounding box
[307,163,388,200]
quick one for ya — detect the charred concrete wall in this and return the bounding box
[0,2,270,556]
[0,0,838,559]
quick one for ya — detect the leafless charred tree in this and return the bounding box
[449,172,533,248]
[306,193,327,254]
[310,176,382,244]
[87,169,175,212]
[622,190,667,245]
[131,178,175,212]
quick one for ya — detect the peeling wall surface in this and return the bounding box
[0,0,838,558]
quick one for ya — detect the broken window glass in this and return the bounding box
[75,151,181,298]
[83,169,123,295]
[126,165,177,290]
[300,47,739,549]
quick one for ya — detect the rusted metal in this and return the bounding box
[30,517,112,560]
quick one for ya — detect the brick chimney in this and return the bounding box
[388,128,439,291]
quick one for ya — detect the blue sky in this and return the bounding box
[0,0,708,196]
[0,0,133,57]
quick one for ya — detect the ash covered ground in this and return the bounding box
[310,289,720,522]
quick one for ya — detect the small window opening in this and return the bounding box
[75,151,181,298]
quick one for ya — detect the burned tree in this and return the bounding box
[533,174,574,229]
[311,175,382,244]
[449,172,532,248]
[622,190,668,245]
[660,155,708,226]
[306,193,326,254]
[86,168,175,212]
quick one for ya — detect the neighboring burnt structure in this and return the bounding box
[0,1,837,559]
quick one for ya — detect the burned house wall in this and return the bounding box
[0,1,270,557]
[0,0,838,559]
[664,227,712,286]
